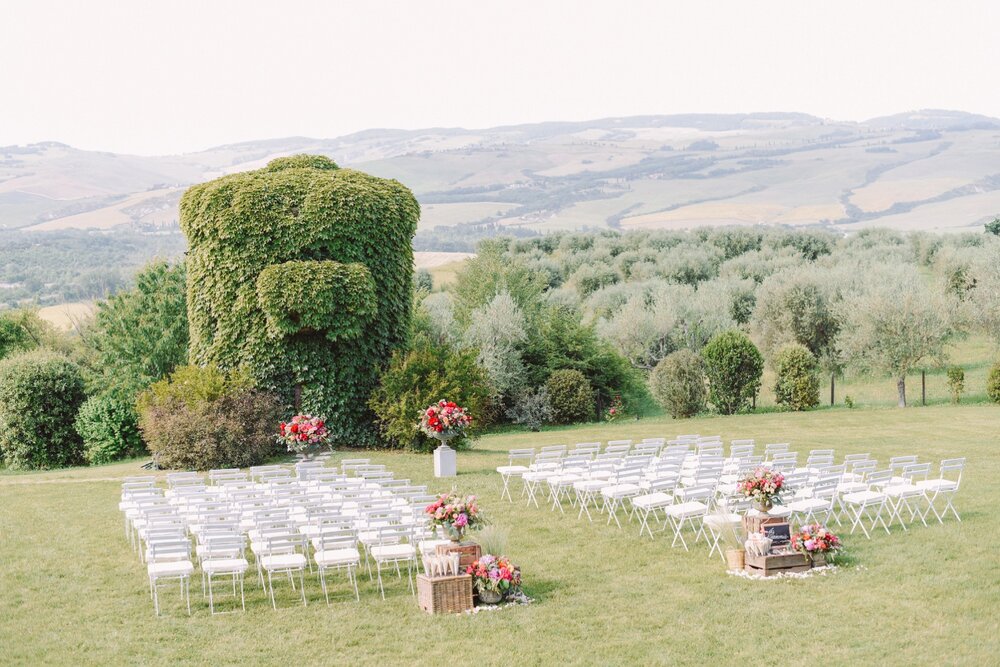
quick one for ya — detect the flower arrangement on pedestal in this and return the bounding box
[425,491,484,542]
[419,400,472,444]
[791,523,842,564]
[466,554,521,604]
[277,414,330,458]
[737,466,785,513]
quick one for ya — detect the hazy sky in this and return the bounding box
[3,0,999,155]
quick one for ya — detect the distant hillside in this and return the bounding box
[3,110,1000,240]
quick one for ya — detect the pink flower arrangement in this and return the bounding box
[424,491,483,540]
[737,466,785,506]
[419,400,472,441]
[277,414,330,453]
[791,524,842,562]
[466,554,521,598]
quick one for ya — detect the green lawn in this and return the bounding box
[2,404,998,666]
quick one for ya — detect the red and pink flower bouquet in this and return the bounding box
[277,414,330,455]
[425,491,483,542]
[419,400,472,443]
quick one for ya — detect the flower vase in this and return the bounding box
[445,524,464,543]
[477,588,503,605]
[754,499,773,514]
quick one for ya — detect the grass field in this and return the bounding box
[1,404,998,666]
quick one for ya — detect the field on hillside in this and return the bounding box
[2,405,997,666]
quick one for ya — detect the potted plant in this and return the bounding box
[466,554,521,604]
[277,414,330,460]
[791,523,842,566]
[424,492,484,543]
[737,466,785,514]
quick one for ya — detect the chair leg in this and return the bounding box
[376,561,385,600]
[208,572,215,614]
[240,573,246,612]
[299,569,307,607]
[320,567,330,605]
[268,571,277,609]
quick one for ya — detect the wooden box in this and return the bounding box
[745,551,819,576]
[742,514,786,536]
[435,542,482,570]
[417,573,473,614]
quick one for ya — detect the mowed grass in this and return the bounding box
[2,405,999,666]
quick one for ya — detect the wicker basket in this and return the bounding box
[417,573,474,614]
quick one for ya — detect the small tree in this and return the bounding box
[987,361,1000,403]
[414,268,434,292]
[75,391,144,464]
[649,349,707,419]
[545,369,594,424]
[946,366,965,404]
[836,271,960,407]
[773,343,820,411]
[463,291,527,401]
[505,387,554,431]
[0,350,86,469]
[701,330,764,415]
[986,217,1000,236]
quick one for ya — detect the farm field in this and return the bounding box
[2,404,997,666]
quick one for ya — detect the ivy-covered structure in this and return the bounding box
[179,155,419,445]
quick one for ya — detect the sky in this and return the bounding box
[2,0,999,155]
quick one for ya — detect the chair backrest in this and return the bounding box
[901,463,931,483]
[764,443,790,456]
[843,453,871,463]
[607,439,632,448]
[507,448,535,465]
[315,528,357,552]
[938,458,965,487]
[646,477,677,494]
[574,442,602,452]
[372,525,411,546]
[604,444,631,454]
[889,456,918,473]
[679,486,714,502]
[147,537,191,562]
[540,445,567,455]
[810,477,841,499]
[259,530,304,557]
[730,444,755,459]
[866,470,893,488]
[850,460,878,478]
[201,533,245,559]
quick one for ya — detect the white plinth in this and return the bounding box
[433,445,457,478]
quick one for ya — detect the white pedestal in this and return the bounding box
[433,445,457,478]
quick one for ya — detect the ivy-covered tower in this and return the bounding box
[179,155,419,445]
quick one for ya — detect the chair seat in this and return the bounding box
[746,506,791,518]
[665,501,707,518]
[260,553,307,570]
[703,513,740,527]
[496,465,528,476]
[418,539,451,556]
[370,544,416,561]
[147,560,194,577]
[315,548,360,567]
[837,482,867,494]
[916,479,957,491]
[202,557,249,574]
[632,492,673,509]
[574,480,607,492]
[843,490,885,505]
[601,483,641,499]
[786,498,828,512]
[883,484,922,497]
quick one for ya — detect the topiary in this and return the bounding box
[987,361,1000,403]
[701,330,764,415]
[773,343,820,411]
[369,334,492,451]
[545,369,594,424]
[0,350,86,469]
[946,366,965,404]
[137,365,282,470]
[649,349,707,419]
[179,154,419,447]
[75,391,144,465]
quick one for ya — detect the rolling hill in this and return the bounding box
[3,110,1000,239]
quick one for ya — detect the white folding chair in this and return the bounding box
[314,527,361,603]
[665,486,712,551]
[632,478,676,539]
[842,470,892,538]
[497,448,535,502]
[258,530,308,608]
[368,525,416,600]
[146,538,193,616]
[201,533,249,614]
[916,458,965,523]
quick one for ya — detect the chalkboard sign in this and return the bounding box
[763,522,791,546]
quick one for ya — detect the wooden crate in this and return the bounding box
[435,542,482,570]
[417,573,473,614]
[742,514,786,536]
[745,551,814,576]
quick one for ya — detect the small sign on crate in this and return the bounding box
[435,542,482,571]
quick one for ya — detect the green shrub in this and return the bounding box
[649,349,707,419]
[75,392,144,465]
[0,350,86,469]
[946,366,965,404]
[415,268,434,292]
[987,362,1000,403]
[506,387,553,431]
[545,369,594,424]
[701,330,764,415]
[773,343,820,411]
[369,334,492,451]
[137,365,282,470]
[180,155,419,447]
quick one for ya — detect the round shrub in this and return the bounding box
[545,369,594,424]
[180,155,419,448]
[0,350,86,469]
[773,343,820,411]
[987,361,1000,403]
[701,330,764,415]
[75,392,144,465]
[137,365,282,470]
[369,334,492,451]
[649,349,707,419]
